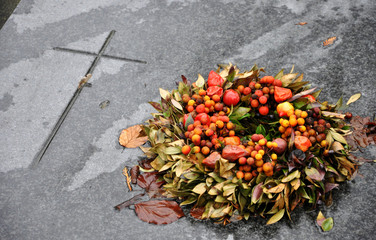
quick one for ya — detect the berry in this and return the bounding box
[259,106,269,116]
[182,145,191,155]
[223,89,240,106]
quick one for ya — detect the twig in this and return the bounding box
[122,166,133,191]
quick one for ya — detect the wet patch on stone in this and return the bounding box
[0,93,15,112]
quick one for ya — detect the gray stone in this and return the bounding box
[0,0,375,239]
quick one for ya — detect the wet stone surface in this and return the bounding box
[0,0,375,239]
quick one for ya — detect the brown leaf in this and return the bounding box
[323,36,337,46]
[137,171,165,192]
[119,125,148,148]
[190,206,205,220]
[296,22,307,25]
[135,200,185,224]
[122,166,132,191]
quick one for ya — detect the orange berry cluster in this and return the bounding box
[278,107,331,151]
[236,134,279,180]
[237,75,282,116]
[182,91,237,156]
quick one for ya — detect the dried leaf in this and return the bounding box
[322,111,345,119]
[264,183,285,194]
[266,208,285,225]
[282,170,300,183]
[192,183,207,195]
[119,125,148,148]
[171,99,183,111]
[288,88,317,102]
[296,22,307,25]
[159,88,170,99]
[135,200,184,224]
[346,93,361,105]
[137,172,164,192]
[323,36,337,46]
[252,183,263,204]
[190,207,205,219]
[196,74,205,88]
[330,129,347,144]
[122,166,132,191]
[305,167,323,181]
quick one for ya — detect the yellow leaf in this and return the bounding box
[171,99,183,111]
[264,183,285,193]
[159,88,170,99]
[323,36,337,46]
[266,208,285,225]
[346,93,361,105]
[322,111,345,119]
[119,125,148,148]
[196,74,205,88]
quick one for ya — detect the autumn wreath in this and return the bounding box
[115,64,375,230]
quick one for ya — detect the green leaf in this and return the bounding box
[334,96,343,111]
[346,93,361,105]
[266,208,285,225]
[180,195,197,206]
[256,124,266,136]
[274,69,284,80]
[282,170,300,183]
[165,147,181,155]
[229,107,250,120]
[195,74,205,88]
[184,114,194,129]
[192,183,207,195]
[321,217,334,231]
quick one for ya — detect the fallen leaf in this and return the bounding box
[122,166,132,191]
[119,125,148,148]
[137,171,165,192]
[130,165,140,184]
[316,211,326,227]
[296,22,307,25]
[99,100,110,109]
[135,200,185,224]
[322,217,334,231]
[323,36,337,46]
[346,93,361,105]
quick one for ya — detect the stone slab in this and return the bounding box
[0,0,375,240]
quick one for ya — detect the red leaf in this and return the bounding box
[190,207,205,220]
[135,200,185,224]
[137,172,165,192]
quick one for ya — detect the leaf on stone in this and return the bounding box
[323,36,337,46]
[321,217,334,231]
[195,74,205,88]
[190,206,205,220]
[346,93,361,105]
[137,172,164,192]
[171,99,183,111]
[135,200,184,224]
[119,125,148,148]
[159,88,171,99]
[266,208,285,225]
[316,211,326,227]
[114,193,145,211]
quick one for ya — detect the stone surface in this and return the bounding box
[0,0,375,239]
